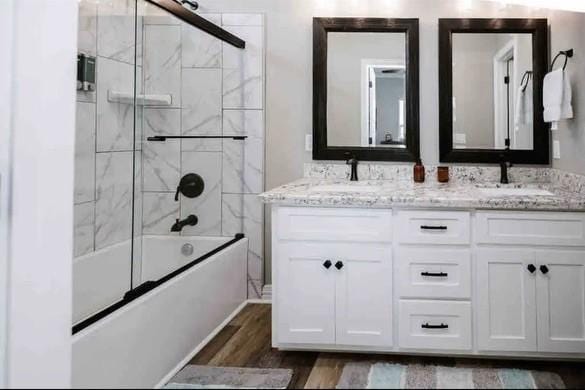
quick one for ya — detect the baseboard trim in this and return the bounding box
[155,300,248,388]
[261,284,272,301]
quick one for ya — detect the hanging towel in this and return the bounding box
[515,82,533,126]
[543,69,573,123]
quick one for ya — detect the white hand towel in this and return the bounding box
[515,83,533,126]
[543,69,573,123]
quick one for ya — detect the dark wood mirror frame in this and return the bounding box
[439,18,549,164]
[313,18,420,162]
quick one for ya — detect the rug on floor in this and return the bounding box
[164,365,293,389]
[336,362,565,389]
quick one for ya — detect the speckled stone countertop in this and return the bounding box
[259,164,585,211]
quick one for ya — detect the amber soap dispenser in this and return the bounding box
[414,158,425,183]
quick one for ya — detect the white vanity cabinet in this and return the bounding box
[271,206,585,359]
[274,207,393,348]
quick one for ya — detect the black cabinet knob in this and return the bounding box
[540,265,550,275]
[323,260,332,269]
[335,261,344,270]
[527,264,537,274]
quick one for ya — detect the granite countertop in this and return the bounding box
[259,178,585,211]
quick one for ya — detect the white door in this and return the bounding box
[536,250,585,353]
[276,242,336,344]
[335,243,393,347]
[477,249,537,352]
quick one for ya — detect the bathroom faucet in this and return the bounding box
[346,154,359,182]
[499,154,512,184]
[171,215,198,232]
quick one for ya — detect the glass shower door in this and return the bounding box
[73,0,139,326]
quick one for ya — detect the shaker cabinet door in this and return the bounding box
[536,250,585,353]
[276,242,336,345]
[335,243,393,347]
[477,249,537,352]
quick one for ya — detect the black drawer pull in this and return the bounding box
[323,260,332,269]
[422,323,449,329]
[421,272,448,278]
[420,225,448,231]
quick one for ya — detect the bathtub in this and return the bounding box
[140,235,233,283]
[72,236,248,388]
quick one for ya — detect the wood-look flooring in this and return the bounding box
[188,304,585,389]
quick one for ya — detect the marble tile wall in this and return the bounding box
[138,9,266,298]
[74,0,140,260]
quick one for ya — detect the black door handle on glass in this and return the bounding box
[323,260,332,269]
[422,323,449,329]
[527,264,537,274]
[540,265,550,275]
[421,272,448,277]
[335,261,344,270]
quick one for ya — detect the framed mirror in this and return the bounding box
[313,18,420,161]
[439,18,549,164]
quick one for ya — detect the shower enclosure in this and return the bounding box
[72,0,265,331]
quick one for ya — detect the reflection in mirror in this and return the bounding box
[327,32,407,148]
[452,33,534,150]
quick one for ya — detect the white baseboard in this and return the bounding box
[155,300,248,388]
[261,284,272,301]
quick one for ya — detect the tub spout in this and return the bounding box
[171,215,198,232]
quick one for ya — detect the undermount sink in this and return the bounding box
[477,187,554,197]
[308,184,379,194]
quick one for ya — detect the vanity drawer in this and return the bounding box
[476,211,585,246]
[396,210,470,245]
[398,300,472,350]
[276,207,392,243]
[396,248,471,299]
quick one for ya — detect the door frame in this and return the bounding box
[360,59,406,148]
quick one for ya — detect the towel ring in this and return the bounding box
[520,71,532,92]
[550,49,574,71]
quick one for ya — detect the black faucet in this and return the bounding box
[499,154,512,184]
[171,215,198,232]
[346,154,359,182]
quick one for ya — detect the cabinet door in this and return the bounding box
[477,249,537,351]
[536,251,585,353]
[276,242,336,344]
[335,243,393,347]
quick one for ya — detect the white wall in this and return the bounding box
[197,0,585,283]
[0,0,15,385]
[2,0,77,387]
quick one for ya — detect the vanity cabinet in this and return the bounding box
[274,207,393,347]
[272,206,585,359]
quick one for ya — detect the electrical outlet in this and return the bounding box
[553,140,561,159]
[305,134,313,152]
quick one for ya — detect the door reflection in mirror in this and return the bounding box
[452,33,534,151]
[327,32,407,149]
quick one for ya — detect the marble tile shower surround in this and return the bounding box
[138,11,266,299]
[73,3,266,299]
[303,163,585,193]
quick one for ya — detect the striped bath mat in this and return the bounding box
[336,362,565,389]
[165,365,293,389]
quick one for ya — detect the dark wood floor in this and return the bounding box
[189,304,585,389]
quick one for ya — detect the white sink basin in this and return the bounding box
[478,188,554,197]
[309,185,379,194]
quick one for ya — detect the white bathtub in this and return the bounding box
[73,235,238,325]
[140,235,233,283]
[73,240,132,324]
[72,237,248,388]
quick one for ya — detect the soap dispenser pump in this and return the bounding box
[414,158,425,183]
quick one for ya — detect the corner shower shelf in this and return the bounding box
[108,91,172,106]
